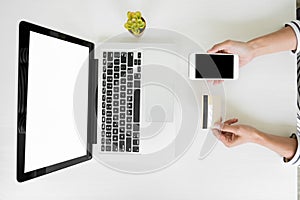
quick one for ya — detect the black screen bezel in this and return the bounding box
[17,21,95,182]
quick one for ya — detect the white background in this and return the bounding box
[0,0,297,199]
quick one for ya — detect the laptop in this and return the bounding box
[17,21,178,182]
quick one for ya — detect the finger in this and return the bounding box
[207,41,231,53]
[224,118,238,125]
[220,124,239,133]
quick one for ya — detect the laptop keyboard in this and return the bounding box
[99,51,142,153]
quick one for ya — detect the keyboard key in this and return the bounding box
[138,59,141,65]
[120,127,125,133]
[106,138,111,144]
[106,125,112,131]
[121,78,126,84]
[126,138,131,152]
[120,99,125,105]
[113,101,119,106]
[113,107,119,113]
[102,109,105,115]
[101,138,105,144]
[119,134,125,140]
[113,135,118,141]
[120,106,125,112]
[127,82,133,88]
[120,85,126,91]
[133,139,139,145]
[113,94,119,99]
[101,124,105,130]
[113,143,118,152]
[120,92,126,98]
[120,120,125,126]
[121,71,126,77]
[113,121,118,127]
[127,102,132,109]
[133,124,140,131]
[102,88,106,94]
[137,66,141,72]
[120,113,125,119]
[107,104,112,110]
[114,59,120,65]
[102,73,106,79]
[101,145,105,151]
[106,146,111,152]
[119,141,125,152]
[107,90,112,95]
[107,97,112,103]
[101,131,105,137]
[103,65,106,72]
[102,102,105,108]
[114,52,120,58]
[102,80,106,87]
[126,123,132,129]
[114,73,119,79]
[121,64,126,70]
[114,80,119,85]
[102,95,106,101]
[128,52,133,67]
[127,110,132,115]
[107,62,113,68]
[138,52,141,58]
[113,114,119,120]
[113,128,118,134]
[127,96,132,101]
[106,132,111,137]
[133,132,139,138]
[107,83,112,89]
[106,118,112,123]
[107,76,113,82]
[102,116,105,122]
[108,52,113,61]
[134,80,141,88]
[114,66,119,72]
[133,146,139,152]
[121,52,127,63]
[128,68,133,74]
[107,69,113,75]
[134,73,141,79]
[128,75,133,81]
[107,111,112,117]
[126,130,132,136]
[133,89,140,122]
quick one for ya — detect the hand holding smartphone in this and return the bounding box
[189,53,239,80]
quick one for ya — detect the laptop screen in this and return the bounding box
[24,31,89,173]
[17,21,96,182]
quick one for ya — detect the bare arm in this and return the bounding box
[208,26,298,67]
[213,119,297,160]
[248,26,297,58]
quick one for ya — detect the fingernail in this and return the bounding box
[212,123,221,129]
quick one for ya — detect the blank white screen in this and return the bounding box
[24,31,89,173]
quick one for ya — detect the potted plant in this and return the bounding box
[124,11,146,37]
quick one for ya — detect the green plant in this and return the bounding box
[124,11,146,35]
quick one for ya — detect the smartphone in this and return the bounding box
[189,53,239,80]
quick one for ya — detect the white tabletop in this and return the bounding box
[0,0,297,199]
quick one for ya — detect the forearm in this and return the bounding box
[247,26,297,58]
[254,130,297,159]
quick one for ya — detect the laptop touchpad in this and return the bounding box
[142,48,177,122]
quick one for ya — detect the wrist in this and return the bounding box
[246,39,262,59]
[250,129,265,144]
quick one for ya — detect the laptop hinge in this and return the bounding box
[88,58,98,144]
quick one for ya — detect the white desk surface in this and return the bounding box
[0,0,297,199]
